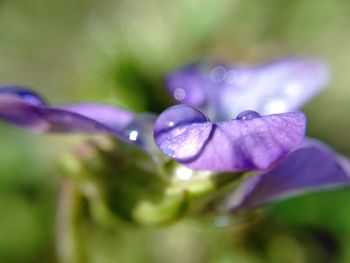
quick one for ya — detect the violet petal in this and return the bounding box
[0,86,47,106]
[225,138,350,212]
[153,105,306,172]
[61,104,134,132]
[165,64,208,107]
[0,87,134,140]
[166,57,329,121]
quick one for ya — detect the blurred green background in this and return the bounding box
[1,0,350,262]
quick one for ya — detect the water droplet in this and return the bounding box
[153,105,209,135]
[153,105,213,161]
[236,110,261,120]
[124,114,157,147]
[0,86,46,106]
[210,66,226,83]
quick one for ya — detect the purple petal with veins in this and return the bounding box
[224,138,350,212]
[0,86,151,146]
[153,105,306,172]
[166,57,329,121]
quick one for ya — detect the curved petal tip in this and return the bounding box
[225,138,350,212]
[0,86,134,138]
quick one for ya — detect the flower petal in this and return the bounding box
[0,94,51,132]
[166,57,329,121]
[224,138,350,212]
[0,86,134,139]
[0,86,47,106]
[153,105,306,172]
[165,64,208,107]
[60,103,134,132]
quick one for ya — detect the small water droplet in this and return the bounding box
[124,114,156,148]
[153,105,209,135]
[236,110,261,120]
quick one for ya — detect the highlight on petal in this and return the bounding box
[165,57,329,121]
[224,138,350,213]
[153,105,306,172]
[0,86,154,146]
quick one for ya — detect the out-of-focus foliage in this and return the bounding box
[1,0,350,262]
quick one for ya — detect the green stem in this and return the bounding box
[55,179,88,263]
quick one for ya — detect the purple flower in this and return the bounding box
[0,56,349,215]
[163,56,350,211]
[165,57,329,121]
[0,85,306,173]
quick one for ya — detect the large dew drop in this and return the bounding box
[153,105,213,161]
[153,105,209,135]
